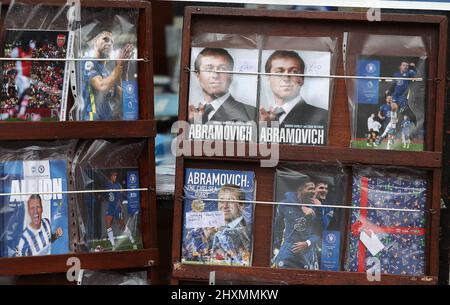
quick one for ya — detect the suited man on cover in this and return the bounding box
[189,48,256,123]
[260,50,328,128]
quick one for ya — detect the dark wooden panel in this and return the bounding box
[150,0,173,75]
[0,0,159,282]
[0,120,156,140]
[172,264,438,285]
[172,7,448,285]
[0,249,159,276]
[429,169,443,276]
[180,143,442,168]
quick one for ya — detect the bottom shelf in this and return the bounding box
[0,248,159,276]
[172,264,437,285]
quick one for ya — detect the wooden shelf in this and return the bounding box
[187,6,446,24]
[172,264,437,285]
[172,7,447,286]
[0,0,160,283]
[0,120,156,140]
[0,248,159,276]
[180,142,442,168]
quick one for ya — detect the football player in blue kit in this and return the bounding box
[272,179,322,270]
[378,95,393,135]
[104,170,137,250]
[386,61,417,126]
[83,28,134,121]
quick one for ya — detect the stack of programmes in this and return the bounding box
[180,32,430,276]
[186,32,428,151]
[0,139,145,257]
[181,165,427,276]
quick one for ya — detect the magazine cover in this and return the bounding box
[259,49,331,145]
[79,8,139,121]
[188,46,258,142]
[84,168,142,252]
[0,160,69,257]
[352,56,427,151]
[182,168,255,266]
[271,165,346,271]
[347,168,426,276]
[0,29,72,121]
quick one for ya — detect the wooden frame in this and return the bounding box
[0,0,159,283]
[171,6,447,285]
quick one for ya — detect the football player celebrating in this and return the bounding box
[15,194,63,256]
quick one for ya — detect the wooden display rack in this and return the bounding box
[171,7,447,285]
[0,0,159,283]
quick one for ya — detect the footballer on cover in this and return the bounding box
[83,168,142,252]
[79,8,139,121]
[182,168,255,266]
[0,160,69,257]
[0,29,72,121]
[350,56,427,151]
[347,168,426,276]
[259,48,331,146]
[271,165,346,270]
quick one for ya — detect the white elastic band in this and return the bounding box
[0,188,148,197]
[184,197,423,213]
[188,68,423,82]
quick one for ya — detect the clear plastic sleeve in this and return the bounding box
[271,163,347,271]
[181,168,256,266]
[259,36,338,146]
[346,166,427,276]
[0,140,76,257]
[0,0,77,122]
[188,33,259,142]
[187,33,338,146]
[72,139,145,253]
[344,33,429,151]
[69,7,139,121]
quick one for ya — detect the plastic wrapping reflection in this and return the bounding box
[344,33,429,151]
[73,139,145,252]
[271,163,347,271]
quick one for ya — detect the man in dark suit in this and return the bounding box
[189,48,256,123]
[261,50,328,128]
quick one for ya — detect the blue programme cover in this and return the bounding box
[271,165,346,271]
[84,167,142,252]
[352,55,427,151]
[182,168,255,266]
[0,160,69,257]
[347,169,426,276]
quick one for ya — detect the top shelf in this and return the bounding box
[0,120,156,140]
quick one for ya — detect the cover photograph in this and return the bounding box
[0,160,69,257]
[346,167,427,276]
[259,48,331,146]
[187,42,258,142]
[353,56,426,151]
[0,29,72,122]
[271,164,346,271]
[83,168,142,252]
[76,8,139,121]
[181,168,255,266]
[346,33,428,151]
